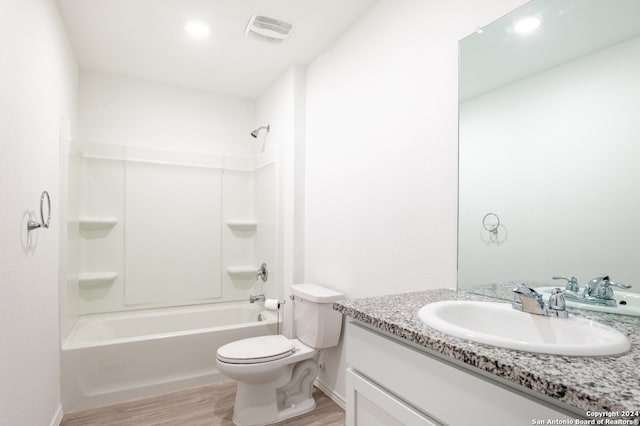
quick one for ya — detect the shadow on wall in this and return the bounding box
[21,210,40,255]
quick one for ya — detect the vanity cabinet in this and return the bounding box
[346,321,575,426]
[347,369,437,426]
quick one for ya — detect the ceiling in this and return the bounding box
[56,0,377,99]
[459,0,640,101]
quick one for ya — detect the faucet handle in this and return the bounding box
[548,288,566,310]
[552,276,579,292]
[546,288,569,319]
[256,262,269,282]
[607,279,632,290]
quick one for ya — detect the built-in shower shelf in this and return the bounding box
[226,220,258,231]
[78,217,118,231]
[78,272,118,287]
[226,266,257,278]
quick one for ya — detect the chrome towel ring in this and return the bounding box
[27,191,51,231]
[482,212,500,234]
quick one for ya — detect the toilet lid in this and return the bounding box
[217,335,295,364]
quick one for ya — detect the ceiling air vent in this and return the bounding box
[245,15,294,44]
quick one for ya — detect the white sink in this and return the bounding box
[535,287,640,317]
[418,301,630,356]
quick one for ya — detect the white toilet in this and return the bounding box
[216,283,344,426]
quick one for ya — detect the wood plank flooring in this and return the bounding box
[60,381,345,426]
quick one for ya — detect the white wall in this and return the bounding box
[459,35,640,291]
[303,0,528,402]
[79,72,255,156]
[0,0,78,424]
[255,67,307,337]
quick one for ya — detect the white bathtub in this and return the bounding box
[62,302,278,411]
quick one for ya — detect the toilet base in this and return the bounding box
[232,394,315,426]
[274,397,316,423]
[230,358,319,426]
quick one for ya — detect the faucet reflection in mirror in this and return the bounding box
[457,0,640,303]
[552,275,632,307]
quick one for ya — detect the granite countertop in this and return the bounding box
[334,288,640,415]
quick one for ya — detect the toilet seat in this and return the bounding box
[217,335,295,364]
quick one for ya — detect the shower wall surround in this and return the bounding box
[63,73,277,336]
[70,151,274,311]
[125,161,222,305]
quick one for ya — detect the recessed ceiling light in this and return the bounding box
[514,16,541,34]
[185,20,210,39]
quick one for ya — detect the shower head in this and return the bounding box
[250,125,270,138]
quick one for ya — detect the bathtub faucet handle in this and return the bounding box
[257,262,269,282]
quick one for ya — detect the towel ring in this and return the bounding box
[482,212,500,234]
[27,191,51,231]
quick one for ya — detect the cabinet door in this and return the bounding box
[347,322,576,425]
[346,369,440,426]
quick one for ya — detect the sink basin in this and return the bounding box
[418,301,630,356]
[536,287,640,317]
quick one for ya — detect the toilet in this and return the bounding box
[216,283,344,426]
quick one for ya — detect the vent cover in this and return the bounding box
[245,15,294,44]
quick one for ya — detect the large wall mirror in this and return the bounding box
[458,0,640,304]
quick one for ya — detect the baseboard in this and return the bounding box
[50,404,64,426]
[314,378,346,410]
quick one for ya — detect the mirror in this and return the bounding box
[457,0,640,301]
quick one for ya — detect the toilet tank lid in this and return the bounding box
[292,283,344,303]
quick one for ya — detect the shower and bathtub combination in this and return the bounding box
[62,302,278,410]
[61,111,281,410]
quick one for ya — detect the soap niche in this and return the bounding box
[78,216,118,239]
[226,220,258,238]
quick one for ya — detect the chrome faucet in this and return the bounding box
[582,275,631,306]
[550,274,632,307]
[249,294,265,303]
[512,283,568,318]
[512,283,545,315]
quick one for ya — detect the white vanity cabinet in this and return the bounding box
[346,321,576,426]
[347,369,438,426]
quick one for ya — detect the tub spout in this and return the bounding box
[249,294,265,303]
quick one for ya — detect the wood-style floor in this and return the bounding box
[60,381,345,426]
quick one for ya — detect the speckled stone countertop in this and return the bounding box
[334,289,640,415]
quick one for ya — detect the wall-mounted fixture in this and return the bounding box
[482,212,500,235]
[27,191,51,231]
[250,125,270,139]
[257,262,269,282]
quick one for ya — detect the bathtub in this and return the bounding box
[61,302,278,411]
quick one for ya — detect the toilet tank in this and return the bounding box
[291,284,344,349]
